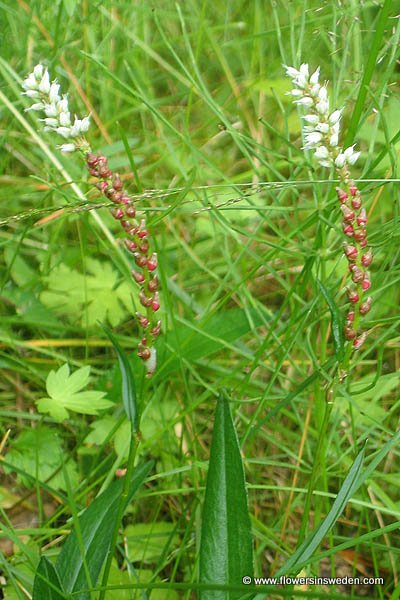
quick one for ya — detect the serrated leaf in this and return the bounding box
[40,258,136,327]
[32,556,65,600]
[56,461,154,600]
[36,363,113,421]
[199,394,253,599]
[3,426,78,491]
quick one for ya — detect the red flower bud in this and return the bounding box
[346,310,355,322]
[357,208,367,226]
[121,194,130,205]
[97,181,109,193]
[148,276,159,292]
[336,187,348,203]
[351,266,364,283]
[147,253,158,271]
[136,312,150,328]
[351,197,362,210]
[86,153,100,167]
[344,244,358,261]
[125,239,137,253]
[353,228,366,242]
[139,291,153,307]
[347,288,359,303]
[343,223,354,236]
[132,270,145,284]
[361,250,373,267]
[151,292,160,312]
[151,320,162,337]
[134,253,148,268]
[362,276,371,291]
[113,174,123,191]
[126,206,136,218]
[344,324,357,340]
[349,185,358,197]
[138,348,151,361]
[139,241,150,255]
[360,239,367,248]
[341,205,355,223]
[359,297,372,315]
[353,332,367,350]
[112,208,124,220]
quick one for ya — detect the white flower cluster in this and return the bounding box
[22,64,90,152]
[284,64,360,169]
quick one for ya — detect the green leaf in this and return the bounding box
[40,258,136,327]
[56,460,154,600]
[3,426,79,491]
[125,521,180,563]
[277,444,366,576]
[199,394,253,600]
[36,363,113,421]
[62,0,78,17]
[317,279,344,361]
[32,557,65,600]
[101,325,138,430]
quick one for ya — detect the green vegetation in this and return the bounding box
[1,1,399,598]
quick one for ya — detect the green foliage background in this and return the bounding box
[0,0,399,597]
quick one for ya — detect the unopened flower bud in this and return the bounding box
[353,332,367,350]
[121,194,130,205]
[346,310,355,322]
[347,288,359,303]
[148,276,159,292]
[349,185,358,197]
[126,206,136,218]
[360,239,367,248]
[138,348,151,361]
[125,239,137,253]
[357,208,367,226]
[151,292,160,312]
[343,223,354,237]
[353,228,366,242]
[97,181,109,193]
[344,324,357,340]
[151,320,162,337]
[136,313,150,328]
[341,205,355,223]
[351,266,364,283]
[111,208,124,220]
[147,253,158,271]
[359,297,372,315]
[351,197,362,210]
[344,244,357,261]
[361,250,373,267]
[336,188,348,203]
[134,253,148,268]
[113,174,123,191]
[139,241,150,255]
[139,291,153,308]
[362,273,371,291]
[132,270,145,284]
[86,153,99,167]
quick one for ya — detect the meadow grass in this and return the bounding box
[0,1,399,598]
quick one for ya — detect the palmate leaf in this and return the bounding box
[36,363,113,421]
[40,258,136,327]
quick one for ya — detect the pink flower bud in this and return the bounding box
[344,244,357,261]
[360,239,367,248]
[353,228,366,242]
[139,291,153,308]
[347,288,359,303]
[99,166,112,179]
[125,239,137,253]
[136,312,150,328]
[151,320,162,337]
[336,187,348,203]
[121,194,130,205]
[351,197,362,210]
[151,292,160,312]
[357,208,367,226]
[148,276,159,292]
[134,253,148,268]
[361,250,373,267]
[353,332,367,350]
[341,205,355,223]
[344,324,357,340]
[359,297,372,315]
[126,206,136,218]
[147,253,158,271]
[343,224,354,237]
[132,270,145,284]
[97,181,109,193]
[351,266,364,283]
[349,185,358,197]
[139,241,150,255]
[362,273,371,291]
[112,208,124,220]
[112,192,123,204]
[346,310,355,322]
[113,174,123,191]
[86,153,100,167]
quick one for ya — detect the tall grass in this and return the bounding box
[0,1,399,598]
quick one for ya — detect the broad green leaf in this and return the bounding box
[102,325,138,430]
[56,460,154,600]
[199,394,253,599]
[317,279,344,361]
[3,426,78,491]
[125,522,180,563]
[36,363,113,421]
[32,557,65,600]
[277,445,365,576]
[40,258,136,327]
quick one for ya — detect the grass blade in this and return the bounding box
[199,392,253,599]
[32,556,65,600]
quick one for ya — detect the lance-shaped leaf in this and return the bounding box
[317,279,344,361]
[55,460,153,600]
[199,394,253,599]
[32,556,65,600]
